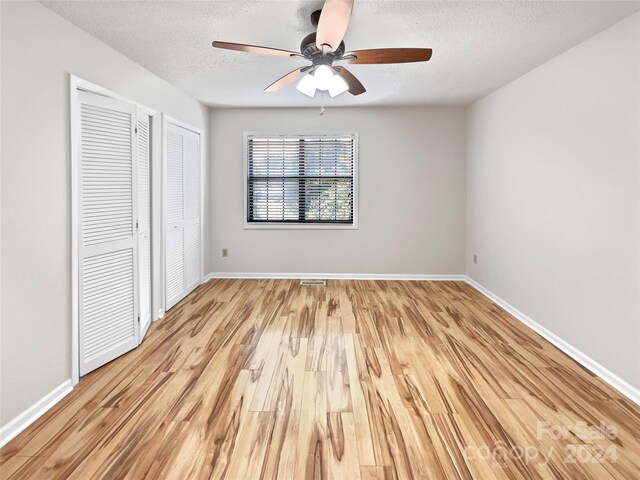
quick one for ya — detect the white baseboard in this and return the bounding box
[154,308,165,322]
[205,272,466,282]
[464,276,640,405]
[0,379,73,448]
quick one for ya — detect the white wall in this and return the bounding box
[466,13,640,389]
[209,107,466,276]
[3,0,637,436]
[0,1,208,427]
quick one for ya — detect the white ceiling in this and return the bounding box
[42,0,639,107]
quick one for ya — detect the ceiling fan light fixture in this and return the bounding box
[313,64,334,90]
[328,73,349,97]
[213,0,434,99]
[296,73,317,97]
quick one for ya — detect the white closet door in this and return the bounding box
[165,126,185,308]
[164,121,201,310]
[183,132,201,292]
[78,91,139,376]
[137,111,152,338]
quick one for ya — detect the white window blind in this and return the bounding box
[246,134,356,226]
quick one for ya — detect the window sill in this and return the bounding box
[244,222,358,231]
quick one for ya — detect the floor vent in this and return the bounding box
[300,280,327,286]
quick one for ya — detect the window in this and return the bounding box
[245,133,357,228]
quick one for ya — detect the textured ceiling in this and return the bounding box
[42,0,639,107]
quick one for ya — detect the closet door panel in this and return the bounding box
[137,113,152,336]
[164,123,185,309]
[78,91,139,376]
[184,134,200,220]
[81,248,135,363]
[138,117,151,232]
[139,233,151,328]
[184,222,200,291]
[183,131,201,292]
[165,130,184,225]
[164,121,201,310]
[165,226,184,307]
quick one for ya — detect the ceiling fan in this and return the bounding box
[212,0,432,98]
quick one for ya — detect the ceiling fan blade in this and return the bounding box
[315,0,354,52]
[212,41,301,58]
[264,67,310,92]
[333,66,365,96]
[346,48,433,64]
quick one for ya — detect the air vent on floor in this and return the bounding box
[300,280,326,286]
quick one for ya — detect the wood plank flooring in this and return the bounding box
[1,279,639,479]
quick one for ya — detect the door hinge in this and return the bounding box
[137,314,140,323]
[136,220,139,229]
[135,126,138,134]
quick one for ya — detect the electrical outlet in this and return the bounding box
[473,254,478,264]
[222,248,228,258]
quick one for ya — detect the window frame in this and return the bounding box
[243,132,359,230]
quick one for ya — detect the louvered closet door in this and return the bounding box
[183,130,201,292]
[165,125,185,308]
[78,91,139,376]
[164,122,201,310]
[137,111,152,338]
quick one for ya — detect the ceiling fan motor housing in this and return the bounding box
[310,9,322,28]
[300,32,345,64]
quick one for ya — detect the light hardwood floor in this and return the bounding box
[1,279,639,479]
